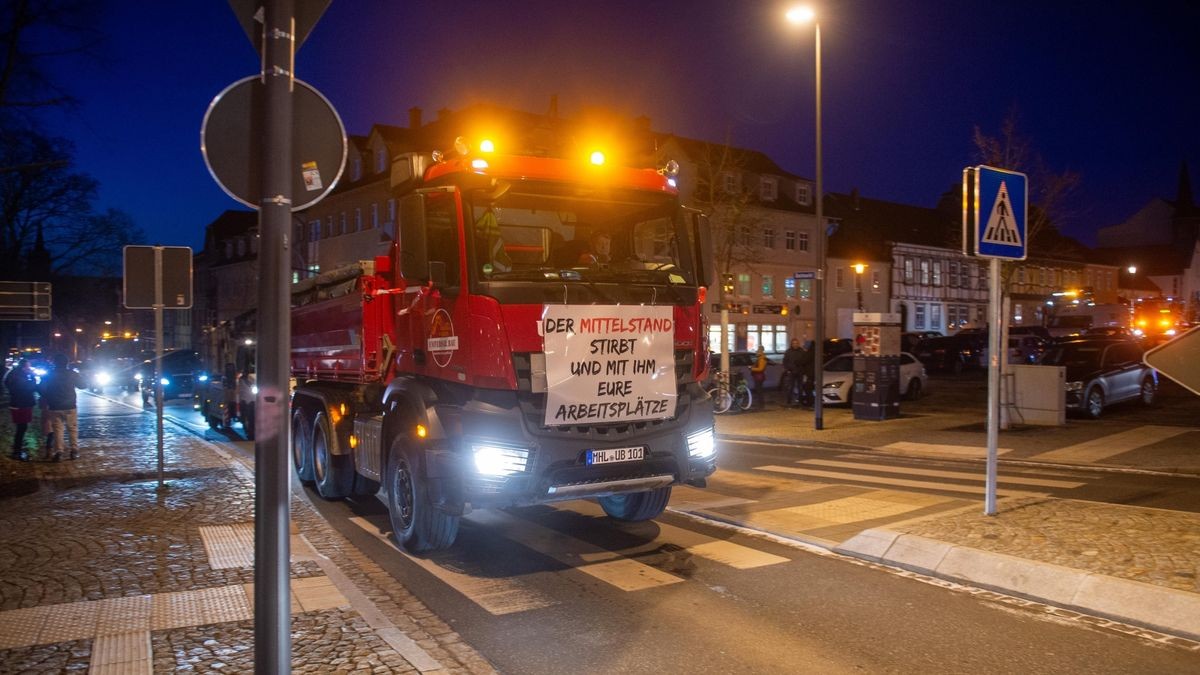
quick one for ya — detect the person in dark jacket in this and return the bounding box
[37,354,84,461]
[782,339,804,406]
[4,358,38,461]
[797,340,816,407]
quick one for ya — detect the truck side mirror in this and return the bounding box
[399,194,429,281]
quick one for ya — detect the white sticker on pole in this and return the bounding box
[542,304,676,426]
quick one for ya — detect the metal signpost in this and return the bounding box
[206,2,341,670]
[124,245,193,490]
[962,165,1027,516]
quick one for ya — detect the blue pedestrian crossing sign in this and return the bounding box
[964,165,1028,260]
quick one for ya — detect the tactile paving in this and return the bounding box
[39,599,99,644]
[198,523,255,569]
[96,595,152,635]
[0,605,48,649]
[90,630,152,669]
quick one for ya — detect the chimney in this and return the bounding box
[408,107,422,129]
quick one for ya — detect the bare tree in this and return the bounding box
[0,0,101,119]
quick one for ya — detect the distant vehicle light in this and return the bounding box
[471,158,489,170]
[251,385,258,395]
[160,377,170,386]
[96,371,113,386]
[479,139,495,153]
[33,367,48,377]
[198,374,209,382]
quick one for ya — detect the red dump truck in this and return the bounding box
[289,141,717,551]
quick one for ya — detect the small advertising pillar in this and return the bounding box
[851,312,902,421]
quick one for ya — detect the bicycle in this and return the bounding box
[706,370,752,414]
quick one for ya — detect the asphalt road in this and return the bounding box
[140,385,1200,673]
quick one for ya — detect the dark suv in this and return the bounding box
[139,350,204,407]
[1039,338,1157,418]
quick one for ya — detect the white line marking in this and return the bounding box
[798,459,1084,488]
[753,465,1047,498]
[1036,426,1196,463]
[881,441,1013,458]
[348,516,557,616]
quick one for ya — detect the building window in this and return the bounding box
[932,260,942,286]
[722,173,739,194]
[375,147,387,173]
[914,303,927,330]
[759,177,777,201]
[387,198,397,223]
[835,267,845,289]
[797,232,809,252]
[764,228,776,248]
[339,213,346,236]
[795,183,811,206]
[762,274,774,298]
[737,273,751,296]
[1013,303,1024,323]
[785,231,796,250]
[798,279,812,300]
[748,324,788,353]
[351,156,362,182]
[904,258,914,283]
[931,304,942,331]
[739,225,752,247]
[920,259,930,285]
[960,263,970,288]
[371,202,379,229]
[308,220,320,243]
[872,270,881,292]
[355,208,362,232]
[708,324,736,354]
[785,277,796,298]
[325,216,333,238]
[949,261,959,287]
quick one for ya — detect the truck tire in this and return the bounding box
[312,411,352,499]
[386,436,458,552]
[291,409,315,484]
[598,486,672,522]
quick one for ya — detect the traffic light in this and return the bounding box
[721,274,735,296]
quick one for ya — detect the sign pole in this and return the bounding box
[153,247,165,490]
[255,0,294,671]
[985,256,1001,515]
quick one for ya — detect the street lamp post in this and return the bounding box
[853,263,867,311]
[786,5,824,430]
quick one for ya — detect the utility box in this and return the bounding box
[852,312,902,421]
[1006,364,1066,426]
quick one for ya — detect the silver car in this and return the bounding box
[1039,338,1157,418]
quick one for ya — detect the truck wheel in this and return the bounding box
[386,436,458,552]
[291,409,315,484]
[312,411,352,499]
[598,486,672,522]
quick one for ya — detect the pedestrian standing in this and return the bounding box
[37,354,84,461]
[4,358,38,461]
[750,346,768,409]
[782,339,804,406]
[798,340,817,407]
[236,368,256,440]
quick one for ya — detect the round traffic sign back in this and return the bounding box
[201,76,347,212]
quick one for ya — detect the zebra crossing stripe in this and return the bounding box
[348,516,557,615]
[467,510,684,591]
[1036,425,1195,463]
[754,465,1048,498]
[569,501,789,569]
[798,459,1084,488]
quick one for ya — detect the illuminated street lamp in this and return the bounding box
[786,4,825,430]
[853,263,867,311]
[1127,265,1137,275]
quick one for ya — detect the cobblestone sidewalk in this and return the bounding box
[0,395,495,674]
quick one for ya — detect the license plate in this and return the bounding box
[586,446,645,466]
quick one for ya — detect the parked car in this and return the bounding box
[705,351,785,390]
[902,331,942,353]
[139,349,205,407]
[1082,325,1138,340]
[1009,325,1052,341]
[1008,335,1049,364]
[912,333,986,373]
[820,352,928,405]
[1038,338,1157,419]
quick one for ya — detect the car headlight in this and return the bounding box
[198,373,209,383]
[823,381,844,390]
[96,371,113,386]
[471,442,530,476]
[160,377,170,386]
[1065,381,1083,392]
[687,427,716,459]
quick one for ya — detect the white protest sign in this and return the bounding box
[542,304,676,426]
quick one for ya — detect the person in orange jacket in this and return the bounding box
[750,346,768,409]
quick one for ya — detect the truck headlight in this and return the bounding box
[472,443,529,476]
[1065,381,1083,392]
[687,427,716,459]
[96,371,113,386]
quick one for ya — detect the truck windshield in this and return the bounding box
[467,183,697,287]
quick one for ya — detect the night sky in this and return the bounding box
[40,0,1200,255]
